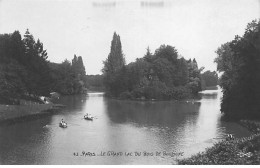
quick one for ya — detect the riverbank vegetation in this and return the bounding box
[178,119,260,165]
[102,32,204,100]
[215,19,260,120]
[178,132,260,164]
[178,19,260,165]
[0,29,87,104]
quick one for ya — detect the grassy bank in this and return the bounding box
[178,120,260,165]
[0,104,61,125]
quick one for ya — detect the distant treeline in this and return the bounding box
[201,70,219,90]
[0,29,87,104]
[0,29,219,104]
[215,19,260,119]
[102,32,216,100]
[49,55,87,95]
[85,74,105,91]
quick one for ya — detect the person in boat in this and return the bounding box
[226,134,234,141]
[60,119,66,125]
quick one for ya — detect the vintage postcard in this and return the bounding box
[0,0,259,165]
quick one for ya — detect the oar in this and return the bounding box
[66,122,81,126]
[81,115,98,119]
[43,124,60,128]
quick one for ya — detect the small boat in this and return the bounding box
[84,115,93,121]
[59,122,68,128]
[226,134,234,141]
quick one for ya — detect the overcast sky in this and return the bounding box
[0,0,259,74]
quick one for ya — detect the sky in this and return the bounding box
[0,0,259,75]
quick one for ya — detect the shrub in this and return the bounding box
[119,91,134,100]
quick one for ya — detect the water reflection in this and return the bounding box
[105,100,201,128]
[0,118,53,164]
[178,89,222,156]
[0,89,252,164]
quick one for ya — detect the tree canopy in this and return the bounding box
[49,55,87,95]
[201,70,218,89]
[215,19,260,119]
[102,33,203,100]
[0,30,87,104]
[102,32,126,94]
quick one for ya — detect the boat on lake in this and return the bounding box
[84,115,93,121]
[59,122,67,128]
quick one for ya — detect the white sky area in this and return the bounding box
[0,0,259,75]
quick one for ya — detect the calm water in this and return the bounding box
[0,89,251,164]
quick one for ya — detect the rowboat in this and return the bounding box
[59,122,68,128]
[84,115,93,121]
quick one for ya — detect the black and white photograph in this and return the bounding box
[0,0,259,165]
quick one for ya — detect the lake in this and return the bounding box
[0,89,251,164]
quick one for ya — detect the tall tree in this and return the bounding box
[72,55,86,77]
[215,19,260,119]
[176,57,189,86]
[50,55,87,95]
[144,46,153,62]
[102,32,125,95]
[22,29,52,96]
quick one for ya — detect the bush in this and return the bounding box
[131,88,144,99]
[119,91,134,100]
[178,133,260,165]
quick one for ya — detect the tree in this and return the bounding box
[102,41,203,99]
[144,46,153,62]
[0,31,29,103]
[154,45,178,64]
[50,55,87,95]
[102,32,126,95]
[215,19,260,119]
[72,55,86,77]
[103,32,125,74]
[9,31,25,62]
[201,70,218,87]
[22,29,52,96]
[187,58,202,94]
[176,58,189,86]
[35,39,48,60]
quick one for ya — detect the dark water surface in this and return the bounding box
[0,89,251,164]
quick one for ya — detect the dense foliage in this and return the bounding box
[215,20,260,119]
[102,32,203,100]
[102,32,126,95]
[0,30,52,104]
[178,133,260,165]
[0,30,87,104]
[201,70,218,89]
[49,55,87,95]
[85,74,104,91]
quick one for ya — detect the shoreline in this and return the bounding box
[178,119,260,165]
[0,104,64,126]
[104,94,201,102]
